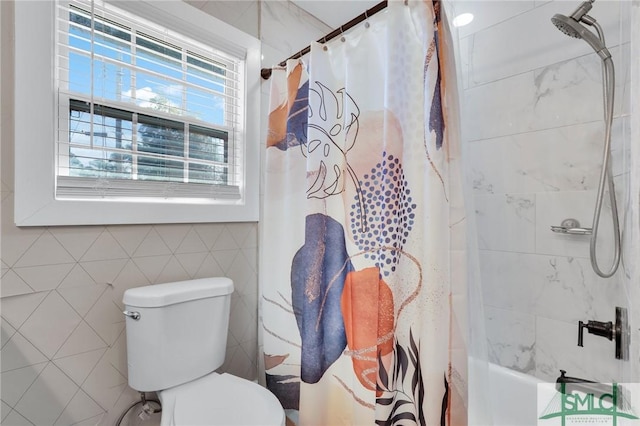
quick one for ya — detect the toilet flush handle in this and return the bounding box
[123,310,141,320]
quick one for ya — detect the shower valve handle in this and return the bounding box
[577,308,629,360]
[577,320,613,347]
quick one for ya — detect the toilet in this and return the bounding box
[122,277,285,426]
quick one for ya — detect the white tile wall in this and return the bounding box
[474,193,536,252]
[485,306,536,374]
[2,399,14,421]
[467,122,606,195]
[464,46,630,143]
[481,251,624,323]
[13,363,79,425]
[461,0,632,382]
[468,1,626,86]
[457,35,470,90]
[3,409,34,426]
[463,71,539,141]
[1,363,47,407]
[0,220,259,424]
[453,1,535,39]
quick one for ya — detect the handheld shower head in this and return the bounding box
[550,1,621,278]
[551,12,610,60]
[551,14,584,38]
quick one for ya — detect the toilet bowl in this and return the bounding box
[122,277,284,426]
[158,372,284,426]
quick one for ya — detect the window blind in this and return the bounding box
[55,0,245,201]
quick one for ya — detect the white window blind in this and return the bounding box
[55,0,245,201]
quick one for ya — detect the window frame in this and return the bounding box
[14,0,261,226]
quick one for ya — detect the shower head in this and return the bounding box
[551,14,585,39]
[551,11,611,60]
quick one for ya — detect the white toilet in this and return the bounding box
[122,277,285,426]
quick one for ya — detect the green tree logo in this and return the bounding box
[539,383,639,426]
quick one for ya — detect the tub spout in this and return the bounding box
[556,369,596,385]
[556,370,618,405]
[556,370,601,394]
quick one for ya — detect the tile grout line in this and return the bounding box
[49,227,105,264]
[3,409,35,426]
[154,224,192,255]
[106,225,153,258]
[3,266,37,295]
[53,289,112,361]
[8,358,52,422]
[3,290,51,333]
[466,39,631,91]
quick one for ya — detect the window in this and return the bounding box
[14,0,260,226]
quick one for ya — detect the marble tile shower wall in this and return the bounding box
[459,0,631,383]
[0,2,330,425]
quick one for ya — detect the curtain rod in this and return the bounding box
[260,0,388,80]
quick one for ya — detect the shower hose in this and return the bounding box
[590,29,621,278]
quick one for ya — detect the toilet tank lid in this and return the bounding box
[123,277,233,308]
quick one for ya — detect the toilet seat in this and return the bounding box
[158,372,285,426]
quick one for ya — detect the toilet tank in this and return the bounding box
[123,277,233,392]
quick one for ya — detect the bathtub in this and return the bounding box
[469,361,543,426]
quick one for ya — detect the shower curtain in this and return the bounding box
[261,1,468,424]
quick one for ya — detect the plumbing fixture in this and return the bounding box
[556,369,597,387]
[577,307,629,360]
[123,310,141,320]
[550,218,592,235]
[550,0,621,278]
[578,319,613,345]
[614,306,630,360]
[555,370,635,411]
[556,369,601,394]
[551,2,611,60]
[115,392,161,426]
[555,370,626,408]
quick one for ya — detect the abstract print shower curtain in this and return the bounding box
[261,1,468,424]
